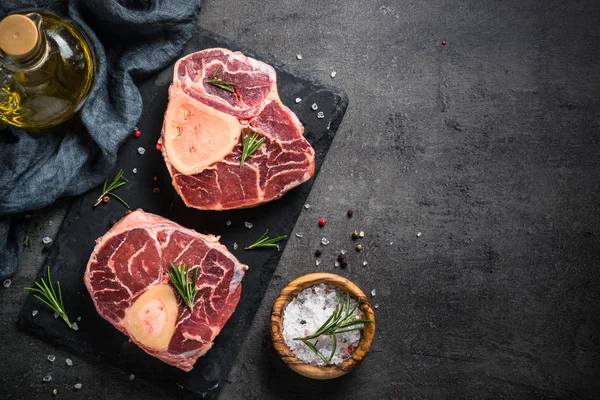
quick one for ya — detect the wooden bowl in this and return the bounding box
[270,273,376,379]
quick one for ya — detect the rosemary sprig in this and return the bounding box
[24,266,72,328]
[245,229,287,250]
[166,263,199,312]
[207,65,235,93]
[240,128,265,167]
[94,169,130,209]
[293,292,373,365]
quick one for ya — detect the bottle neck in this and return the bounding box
[0,13,49,73]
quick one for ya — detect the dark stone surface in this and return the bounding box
[2,0,600,399]
[14,28,347,400]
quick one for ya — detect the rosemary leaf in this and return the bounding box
[167,263,199,312]
[94,169,130,209]
[24,266,72,328]
[240,128,265,167]
[245,229,287,250]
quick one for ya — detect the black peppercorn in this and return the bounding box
[340,258,349,268]
[347,209,354,218]
[314,249,322,257]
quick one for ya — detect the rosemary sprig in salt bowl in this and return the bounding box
[293,291,373,365]
[271,273,376,380]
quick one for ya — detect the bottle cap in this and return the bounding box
[0,14,39,57]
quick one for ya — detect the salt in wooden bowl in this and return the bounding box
[270,273,376,379]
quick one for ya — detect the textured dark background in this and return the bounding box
[1,0,600,399]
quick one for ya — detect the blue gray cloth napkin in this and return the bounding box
[0,0,202,279]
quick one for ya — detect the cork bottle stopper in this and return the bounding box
[0,14,39,57]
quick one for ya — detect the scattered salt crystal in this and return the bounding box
[371,289,376,297]
[129,374,135,381]
[311,103,318,111]
[25,214,31,219]
[362,261,368,266]
[283,284,363,366]
[65,358,73,366]
[49,221,53,226]
[32,310,38,316]
[334,261,340,267]
[340,250,346,255]
[77,317,81,322]
[321,238,330,245]
[417,232,422,237]
[359,231,364,238]
[304,204,310,209]
[244,221,253,229]
[233,242,238,250]
[374,304,379,309]
[315,259,321,266]
[317,111,324,119]
[226,220,231,226]
[54,312,59,319]
[132,168,138,174]
[295,97,302,103]
[3,279,11,288]
[42,236,52,244]
[331,71,337,78]
[137,147,146,155]
[47,355,55,362]
[209,382,219,391]
[74,383,82,390]
[277,244,281,251]
[296,54,303,60]
[43,374,52,382]
[72,322,79,331]
[390,241,393,245]
[295,233,303,238]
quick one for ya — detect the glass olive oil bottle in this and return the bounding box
[0,10,96,129]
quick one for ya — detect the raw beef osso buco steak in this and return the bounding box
[160,48,315,210]
[84,210,247,371]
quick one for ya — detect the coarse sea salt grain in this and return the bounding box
[65,358,73,367]
[295,98,302,103]
[3,279,11,288]
[321,238,330,245]
[304,204,310,209]
[132,168,138,174]
[295,233,303,238]
[244,221,253,229]
[47,355,55,362]
[296,54,303,60]
[311,103,318,111]
[74,383,82,390]
[283,284,363,366]
[137,147,145,155]
[233,242,238,251]
[226,220,232,226]
[331,71,337,78]
[32,310,38,316]
[317,111,324,119]
[42,236,52,244]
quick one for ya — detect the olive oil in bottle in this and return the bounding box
[0,10,96,129]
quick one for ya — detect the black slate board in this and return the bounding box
[17,28,348,399]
